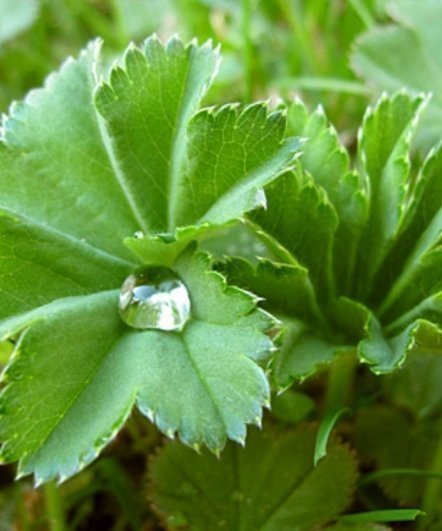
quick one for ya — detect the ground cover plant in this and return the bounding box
[0,2,441,530]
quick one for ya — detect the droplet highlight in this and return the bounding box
[119,265,191,331]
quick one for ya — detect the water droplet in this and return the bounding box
[119,265,191,331]
[134,230,144,239]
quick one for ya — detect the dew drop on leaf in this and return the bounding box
[118,265,191,331]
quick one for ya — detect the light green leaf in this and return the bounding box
[354,92,427,298]
[149,424,357,531]
[0,252,274,482]
[0,290,133,485]
[220,256,324,328]
[351,0,442,149]
[95,35,220,235]
[0,35,289,483]
[95,37,300,251]
[0,41,140,261]
[372,144,442,314]
[272,322,340,388]
[0,0,39,45]
[0,209,132,326]
[338,510,424,524]
[173,103,301,227]
[251,170,339,301]
[287,99,368,294]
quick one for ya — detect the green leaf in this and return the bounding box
[373,144,442,321]
[0,35,294,482]
[149,424,357,531]
[251,170,339,301]
[353,92,427,299]
[219,257,324,328]
[0,0,39,45]
[173,103,301,228]
[354,406,439,504]
[0,41,140,261]
[0,209,132,326]
[94,35,220,235]
[351,0,442,149]
[338,510,424,523]
[382,324,442,419]
[270,390,315,425]
[0,251,274,483]
[358,313,440,374]
[272,323,340,387]
[287,99,368,294]
[95,36,301,261]
[328,524,390,531]
[314,407,352,466]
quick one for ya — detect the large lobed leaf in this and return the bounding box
[0,251,273,484]
[0,35,298,482]
[222,91,441,387]
[149,423,357,531]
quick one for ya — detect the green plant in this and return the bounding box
[0,33,441,530]
[352,0,442,150]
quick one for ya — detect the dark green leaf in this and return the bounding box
[149,424,357,531]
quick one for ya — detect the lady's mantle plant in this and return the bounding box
[0,36,301,484]
[0,34,440,526]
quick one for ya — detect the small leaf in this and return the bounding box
[353,92,427,298]
[338,509,424,523]
[149,424,357,531]
[220,256,324,328]
[252,170,339,301]
[272,323,340,387]
[314,407,352,466]
[382,324,442,419]
[287,99,368,295]
[271,390,315,425]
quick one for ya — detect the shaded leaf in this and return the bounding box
[219,256,323,328]
[338,510,424,523]
[271,390,315,425]
[354,406,439,504]
[272,322,340,388]
[149,424,357,531]
[287,100,368,295]
[251,170,339,301]
[353,92,426,299]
